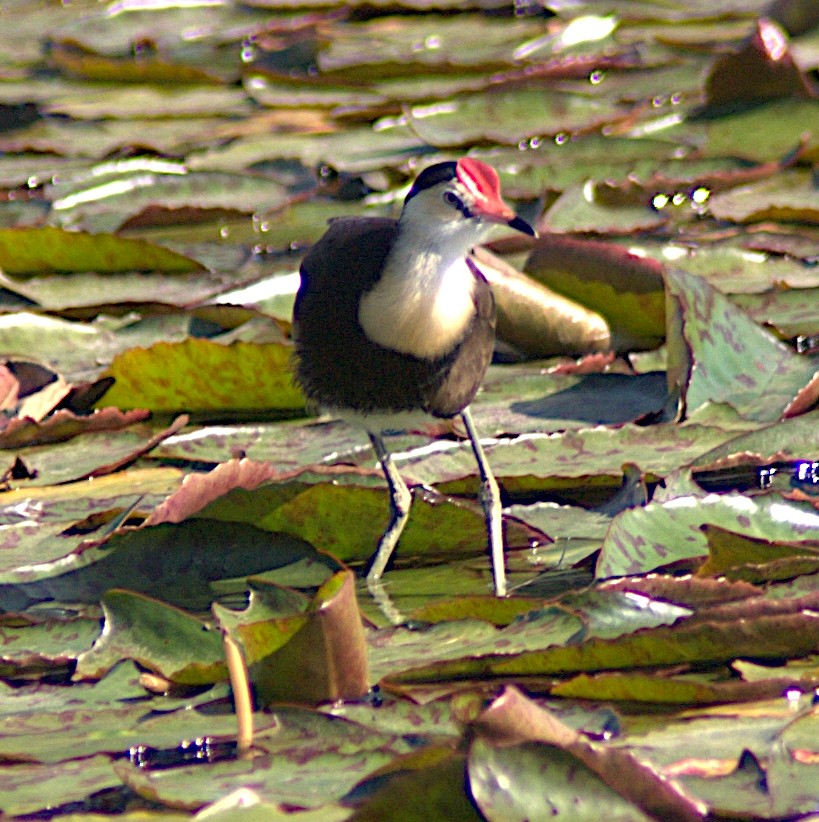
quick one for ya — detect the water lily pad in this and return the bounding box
[75,590,226,684]
[623,238,819,295]
[708,169,819,225]
[686,99,819,163]
[4,416,185,488]
[45,83,253,120]
[470,687,702,821]
[117,710,410,811]
[48,169,291,234]
[597,489,819,578]
[0,755,121,817]
[390,604,819,683]
[469,739,653,822]
[0,116,231,158]
[543,182,668,234]
[0,673,259,763]
[0,227,201,275]
[395,420,748,495]
[400,89,629,148]
[99,338,306,415]
[0,615,100,679]
[0,517,324,613]
[665,266,819,421]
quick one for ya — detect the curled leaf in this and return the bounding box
[471,686,706,821]
[231,570,370,706]
[0,407,150,449]
[472,247,611,357]
[145,458,279,526]
[704,18,817,109]
[525,234,666,351]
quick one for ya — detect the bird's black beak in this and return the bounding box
[507,214,537,237]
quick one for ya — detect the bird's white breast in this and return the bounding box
[358,245,476,361]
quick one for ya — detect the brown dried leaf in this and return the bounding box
[472,686,706,822]
[0,407,150,449]
[705,18,817,108]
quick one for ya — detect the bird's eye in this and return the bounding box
[443,190,462,208]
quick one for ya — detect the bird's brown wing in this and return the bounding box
[423,256,496,418]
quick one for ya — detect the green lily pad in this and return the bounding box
[99,338,306,415]
[117,710,411,811]
[597,489,819,578]
[0,755,122,817]
[708,170,819,226]
[0,227,201,274]
[0,615,101,679]
[399,89,629,148]
[665,266,819,421]
[469,739,653,822]
[390,606,819,684]
[75,589,227,685]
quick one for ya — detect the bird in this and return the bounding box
[293,157,535,598]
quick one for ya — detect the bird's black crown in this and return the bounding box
[404,161,458,204]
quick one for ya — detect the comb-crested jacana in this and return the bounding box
[293,158,535,597]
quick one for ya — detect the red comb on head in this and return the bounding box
[455,157,502,204]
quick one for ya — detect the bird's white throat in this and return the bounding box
[358,221,480,360]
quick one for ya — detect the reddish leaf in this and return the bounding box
[705,19,817,108]
[83,414,188,480]
[145,458,279,526]
[471,686,706,822]
[0,407,149,449]
[0,364,18,411]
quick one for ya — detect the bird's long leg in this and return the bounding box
[461,406,506,597]
[367,431,412,582]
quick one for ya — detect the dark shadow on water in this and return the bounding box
[511,371,669,425]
